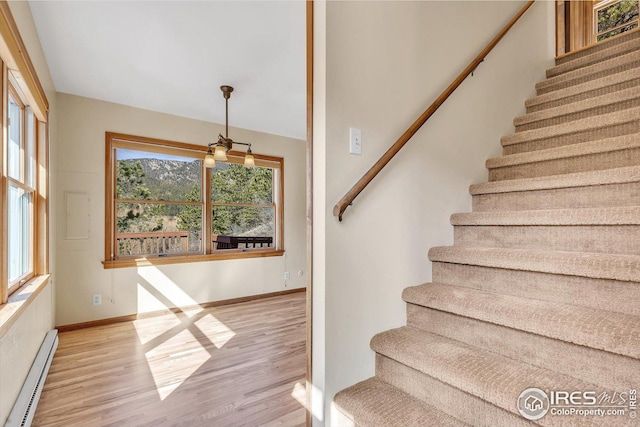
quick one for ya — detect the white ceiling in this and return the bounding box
[29,1,306,140]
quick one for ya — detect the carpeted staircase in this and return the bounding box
[332,30,640,427]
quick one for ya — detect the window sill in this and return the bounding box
[102,249,285,269]
[0,274,51,339]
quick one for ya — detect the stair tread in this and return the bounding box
[501,106,640,147]
[428,246,640,282]
[515,85,640,128]
[536,49,640,93]
[489,133,640,169]
[406,306,640,391]
[333,377,468,427]
[451,206,640,226]
[371,327,601,424]
[526,68,640,110]
[547,37,640,78]
[470,165,640,195]
[403,283,640,359]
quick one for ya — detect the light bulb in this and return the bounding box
[213,145,228,161]
[244,152,255,167]
[204,150,216,168]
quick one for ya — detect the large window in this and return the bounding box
[104,133,284,268]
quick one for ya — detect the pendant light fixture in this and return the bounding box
[204,85,255,168]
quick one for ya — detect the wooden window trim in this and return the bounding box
[103,132,285,269]
[0,2,48,122]
[0,1,50,312]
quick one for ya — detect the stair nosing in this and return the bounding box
[470,165,640,195]
[515,85,640,127]
[450,206,640,226]
[428,246,640,282]
[488,133,640,169]
[501,106,640,147]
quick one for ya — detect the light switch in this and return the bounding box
[349,127,362,155]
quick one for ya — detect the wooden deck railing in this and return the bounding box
[116,231,192,256]
[116,231,274,256]
[333,1,536,221]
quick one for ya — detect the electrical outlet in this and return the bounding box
[284,271,290,280]
[93,294,102,306]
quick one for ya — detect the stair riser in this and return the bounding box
[375,355,529,427]
[549,38,640,78]
[527,75,640,113]
[473,182,640,212]
[404,285,640,359]
[454,225,640,255]
[503,120,640,155]
[489,147,640,181]
[517,96,640,132]
[407,305,640,391]
[555,30,640,65]
[537,57,640,95]
[432,262,640,317]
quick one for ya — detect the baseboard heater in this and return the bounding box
[5,330,58,427]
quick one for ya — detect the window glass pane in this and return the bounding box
[115,149,202,202]
[597,21,638,41]
[212,206,275,250]
[8,184,31,283]
[8,95,22,181]
[597,0,639,34]
[210,163,273,204]
[25,107,36,188]
[116,202,202,256]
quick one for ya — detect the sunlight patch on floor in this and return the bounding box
[133,312,182,345]
[194,312,236,349]
[144,329,211,400]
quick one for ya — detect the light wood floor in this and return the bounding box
[33,291,306,427]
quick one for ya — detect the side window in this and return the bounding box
[7,90,36,293]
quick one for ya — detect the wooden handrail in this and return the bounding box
[333,1,536,221]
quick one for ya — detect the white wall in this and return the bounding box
[54,93,306,326]
[313,1,555,425]
[0,285,53,422]
[0,2,57,424]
